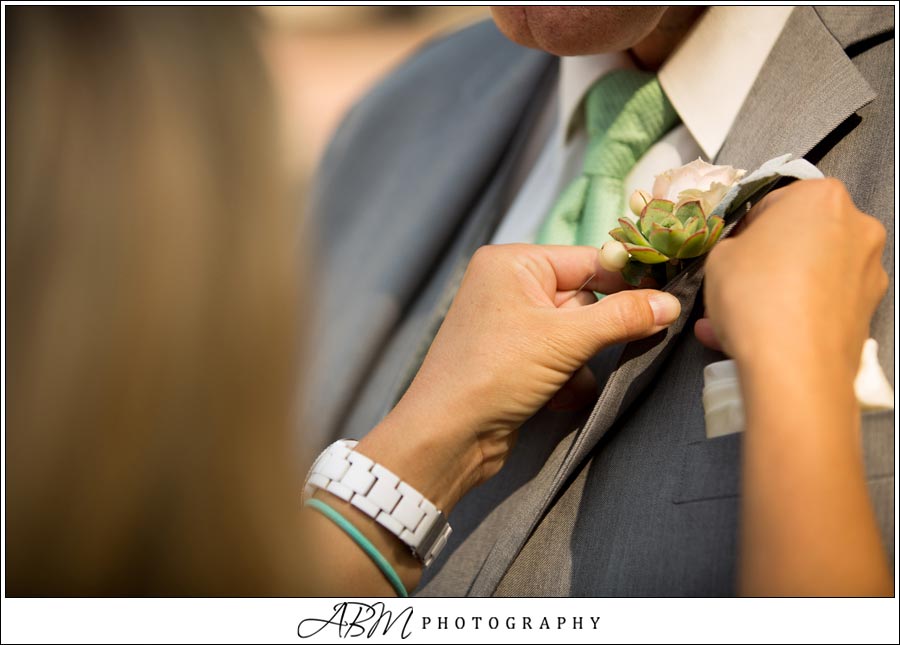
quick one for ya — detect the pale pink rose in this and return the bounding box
[651,159,745,215]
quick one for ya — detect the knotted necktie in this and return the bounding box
[537,69,679,248]
[394,71,679,406]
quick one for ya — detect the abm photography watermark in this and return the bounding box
[298,602,601,640]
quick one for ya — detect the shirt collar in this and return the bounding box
[560,6,794,159]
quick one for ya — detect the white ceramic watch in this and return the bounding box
[303,439,452,567]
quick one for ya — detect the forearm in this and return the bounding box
[303,400,482,596]
[304,492,423,595]
[298,243,682,596]
[737,346,892,596]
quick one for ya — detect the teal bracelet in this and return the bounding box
[304,497,409,598]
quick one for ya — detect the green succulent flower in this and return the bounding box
[598,156,824,286]
[599,197,724,285]
[610,198,725,265]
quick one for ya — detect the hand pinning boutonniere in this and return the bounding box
[601,157,895,436]
[598,155,823,285]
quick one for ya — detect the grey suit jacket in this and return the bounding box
[308,6,894,596]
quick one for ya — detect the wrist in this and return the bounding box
[737,340,859,435]
[307,490,422,594]
[739,338,852,384]
[730,317,859,384]
[357,398,482,514]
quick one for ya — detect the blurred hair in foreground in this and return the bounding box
[6,7,311,595]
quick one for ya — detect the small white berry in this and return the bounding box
[629,189,652,216]
[598,241,630,272]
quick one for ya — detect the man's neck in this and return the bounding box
[630,6,706,71]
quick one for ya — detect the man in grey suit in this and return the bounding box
[308,6,894,595]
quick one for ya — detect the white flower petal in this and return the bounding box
[647,159,746,209]
[651,173,672,201]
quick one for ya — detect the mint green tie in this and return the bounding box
[537,69,679,247]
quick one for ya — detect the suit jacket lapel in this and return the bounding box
[307,25,553,448]
[468,5,879,596]
[715,7,876,169]
[345,60,559,439]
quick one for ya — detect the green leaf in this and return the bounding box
[609,227,630,244]
[640,205,678,237]
[700,216,725,254]
[617,218,650,246]
[649,222,688,258]
[674,200,704,224]
[683,215,705,236]
[675,229,709,258]
[659,215,683,230]
[623,243,670,264]
[621,259,650,286]
[645,199,675,213]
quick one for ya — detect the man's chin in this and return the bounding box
[490,6,667,56]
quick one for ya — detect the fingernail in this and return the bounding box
[648,293,681,325]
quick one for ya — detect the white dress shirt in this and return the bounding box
[490,6,794,246]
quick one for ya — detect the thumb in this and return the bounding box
[565,289,681,358]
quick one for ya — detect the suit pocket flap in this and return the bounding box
[673,434,742,504]
[861,409,894,478]
[674,410,895,504]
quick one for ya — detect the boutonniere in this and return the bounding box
[598,155,823,284]
[598,156,895,436]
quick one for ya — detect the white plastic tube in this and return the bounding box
[703,338,894,439]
